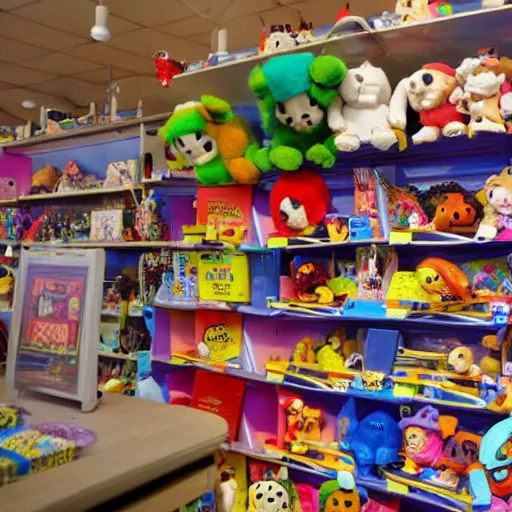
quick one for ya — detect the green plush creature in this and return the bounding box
[159,96,261,186]
[248,52,347,172]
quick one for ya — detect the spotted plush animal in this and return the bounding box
[248,480,290,512]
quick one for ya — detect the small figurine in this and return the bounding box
[327,61,398,152]
[292,337,316,364]
[294,262,334,304]
[135,189,166,241]
[389,63,466,144]
[282,397,307,454]
[319,471,366,512]
[153,50,185,88]
[480,334,502,379]
[447,346,483,377]
[260,25,298,55]
[475,166,512,241]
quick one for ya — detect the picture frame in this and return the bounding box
[6,248,105,412]
[90,209,124,242]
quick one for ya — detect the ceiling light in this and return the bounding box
[21,100,36,109]
[91,1,111,42]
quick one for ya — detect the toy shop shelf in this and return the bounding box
[170,6,511,105]
[98,351,136,361]
[154,300,236,312]
[229,445,465,512]
[0,113,170,155]
[0,239,19,247]
[21,241,171,249]
[0,199,18,207]
[17,186,145,203]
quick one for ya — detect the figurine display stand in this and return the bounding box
[6,248,105,412]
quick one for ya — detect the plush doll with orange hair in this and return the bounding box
[270,169,331,237]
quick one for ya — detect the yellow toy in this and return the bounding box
[30,165,59,194]
[292,337,317,364]
[447,346,482,377]
[480,334,502,379]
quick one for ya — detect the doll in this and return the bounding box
[389,63,466,144]
[398,405,444,474]
[160,96,261,185]
[319,471,367,512]
[249,52,347,171]
[475,166,512,241]
[327,61,398,152]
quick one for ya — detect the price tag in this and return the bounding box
[389,231,413,245]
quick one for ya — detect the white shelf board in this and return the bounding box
[1,113,170,155]
[22,241,170,249]
[0,239,19,247]
[170,6,512,105]
[98,351,136,361]
[19,186,144,202]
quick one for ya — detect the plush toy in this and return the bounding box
[249,52,347,171]
[447,346,482,377]
[294,262,334,304]
[327,61,398,152]
[319,472,364,512]
[270,169,331,237]
[389,63,466,144]
[160,96,261,185]
[30,165,59,194]
[475,166,512,241]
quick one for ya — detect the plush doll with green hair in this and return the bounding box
[248,52,347,172]
[319,471,367,512]
[159,95,261,186]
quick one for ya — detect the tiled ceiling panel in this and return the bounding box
[73,67,135,85]
[20,53,102,75]
[0,0,37,9]
[0,12,87,50]
[31,77,106,107]
[0,62,56,86]
[157,15,215,38]
[0,37,49,63]
[107,28,208,62]
[105,0,195,26]
[11,0,141,38]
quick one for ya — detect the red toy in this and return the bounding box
[153,50,185,88]
[270,170,331,237]
[335,3,351,23]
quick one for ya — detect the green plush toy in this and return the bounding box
[159,96,261,186]
[248,52,347,172]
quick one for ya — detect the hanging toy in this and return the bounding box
[153,50,185,87]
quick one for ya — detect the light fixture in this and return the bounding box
[91,0,111,42]
[21,100,36,109]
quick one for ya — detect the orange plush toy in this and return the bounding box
[270,169,331,237]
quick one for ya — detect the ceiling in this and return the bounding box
[0,0,390,125]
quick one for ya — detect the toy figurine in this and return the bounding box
[259,24,298,55]
[282,397,307,454]
[416,258,472,302]
[319,471,366,512]
[30,165,59,194]
[480,334,502,379]
[475,166,512,241]
[153,50,185,87]
[327,61,399,152]
[248,467,295,512]
[389,63,466,144]
[398,405,444,474]
[135,189,167,241]
[292,337,316,364]
[447,346,482,377]
[294,262,334,304]
[160,95,261,185]
[248,53,347,171]
[270,169,331,237]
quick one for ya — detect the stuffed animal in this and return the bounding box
[269,169,331,237]
[447,346,482,377]
[327,61,398,152]
[389,63,466,144]
[160,96,261,185]
[319,472,365,512]
[475,166,512,241]
[249,52,347,171]
[30,165,59,194]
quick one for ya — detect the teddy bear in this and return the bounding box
[447,346,482,377]
[159,96,261,185]
[327,61,398,152]
[248,52,347,171]
[475,166,512,241]
[389,62,466,144]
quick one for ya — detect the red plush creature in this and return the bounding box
[270,169,331,237]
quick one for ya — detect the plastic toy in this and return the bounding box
[389,63,466,144]
[394,0,431,22]
[103,160,137,189]
[248,52,347,171]
[319,471,366,512]
[475,166,512,241]
[259,22,313,55]
[270,170,331,237]
[55,161,97,192]
[153,50,185,87]
[30,165,59,195]
[348,216,374,240]
[327,61,398,152]
[447,346,482,377]
[160,96,260,185]
[480,334,502,379]
[135,189,167,241]
[294,262,334,304]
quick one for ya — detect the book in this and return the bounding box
[191,370,245,442]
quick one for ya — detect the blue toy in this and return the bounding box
[349,216,373,240]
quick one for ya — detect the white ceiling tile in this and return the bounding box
[188,32,212,48]
[0,109,25,125]
[107,28,208,62]
[221,0,299,22]
[63,43,156,74]
[20,53,102,75]
[31,77,106,107]
[0,82,14,91]
[73,67,136,85]
[0,12,87,50]
[0,0,37,10]
[12,0,142,39]
[157,15,216,37]
[0,62,56,86]
[105,0,195,26]
[0,37,48,63]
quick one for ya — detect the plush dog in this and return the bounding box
[269,169,331,237]
[249,52,347,171]
[327,61,398,152]
[159,96,260,185]
[389,62,466,144]
[447,346,482,377]
[475,166,512,241]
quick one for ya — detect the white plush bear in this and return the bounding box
[327,61,398,152]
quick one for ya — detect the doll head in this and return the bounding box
[447,346,474,374]
[339,62,392,109]
[275,93,325,133]
[248,480,290,512]
[465,69,506,97]
[405,63,458,112]
[403,426,443,466]
[319,472,363,512]
[484,166,512,217]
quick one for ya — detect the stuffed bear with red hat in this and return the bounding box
[388,62,467,144]
[270,169,331,237]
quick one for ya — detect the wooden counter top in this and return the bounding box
[0,384,227,512]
